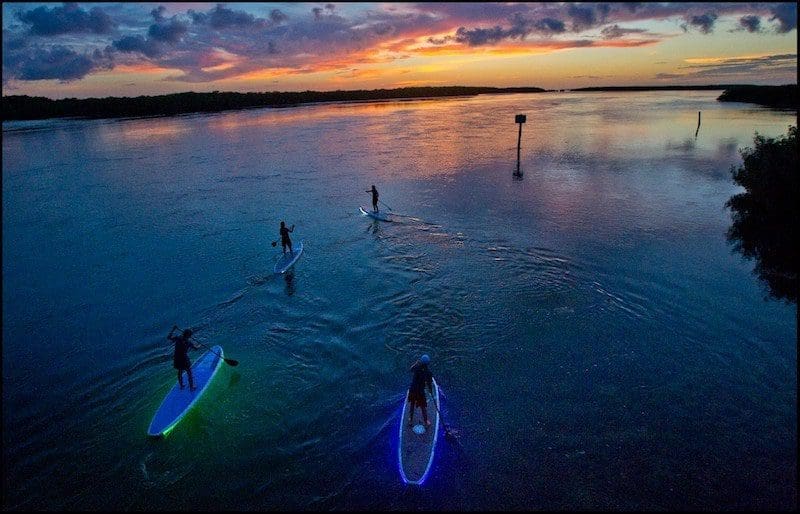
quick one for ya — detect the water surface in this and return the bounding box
[2,91,796,510]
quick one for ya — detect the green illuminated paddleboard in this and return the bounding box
[147,345,224,437]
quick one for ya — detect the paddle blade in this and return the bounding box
[224,358,239,367]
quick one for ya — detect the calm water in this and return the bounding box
[2,91,796,510]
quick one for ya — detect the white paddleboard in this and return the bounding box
[398,377,440,485]
[274,241,304,274]
[148,345,224,437]
[360,206,391,222]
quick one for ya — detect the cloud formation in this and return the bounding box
[1,2,797,89]
[769,2,797,32]
[600,24,648,39]
[684,12,719,33]
[737,15,762,33]
[15,2,116,36]
[3,43,113,81]
[657,53,798,81]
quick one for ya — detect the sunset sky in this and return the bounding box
[2,2,797,99]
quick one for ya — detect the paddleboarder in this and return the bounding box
[407,354,434,428]
[279,221,295,255]
[168,326,199,391]
[365,185,379,212]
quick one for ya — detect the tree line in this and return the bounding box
[1,86,545,122]
[717,84,797,109]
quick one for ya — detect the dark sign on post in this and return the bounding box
[514,114,526,176]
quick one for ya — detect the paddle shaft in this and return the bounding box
[428,385,457,441]
[172,327,238,367]
[365,190,392,211]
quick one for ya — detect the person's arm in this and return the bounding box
[426,371,433,395]
[167,325,178,340]
[289,225,295,232]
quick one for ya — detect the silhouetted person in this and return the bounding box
[407,354,433,427]
[168,326,199,391]
[366,185,379,212]
[279,221,295,255]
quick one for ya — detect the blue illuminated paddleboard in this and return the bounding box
[398,377,440,485]
[360,206,391,222]
[147,345,224,437]
[274,241,304,274]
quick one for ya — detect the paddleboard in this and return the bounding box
[360,206,391,222]
[148,345,224,437]
[274,241,304,274]
[398,377,440,485]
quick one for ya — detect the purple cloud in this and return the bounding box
[190,4,267,30]
[676,53,797,79]
[567,4,597,31]
[684,12,719,34]
[738,15,762,33]
[534,18,567,34]
[150,6,166,23]
[5,44,113,81]
[769,3,797,32]
[15,2,116,36]
[3,2,797,88]
[148,18,188,43]
[270,9,288,24]
[112,35,163,58]
[601,24,647,39]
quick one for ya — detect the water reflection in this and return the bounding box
[367,219,382,236]
[284,269,296,297]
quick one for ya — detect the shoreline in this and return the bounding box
[2,84,795,122]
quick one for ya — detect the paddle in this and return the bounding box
[364,188,393,211]
[428,386,460,445]
[173,326,238,367]
[271,224,296,247]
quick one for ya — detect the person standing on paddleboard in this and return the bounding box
[365,185,379,213]
[279,221,295,255]
[168,326,199,391]
[407,354,434,428]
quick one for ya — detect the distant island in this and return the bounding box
[1,86,545,122]
[2,84,796,122]
[571,85,736,91]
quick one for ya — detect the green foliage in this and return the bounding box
[726,125,798,302]
[718,85,798,109]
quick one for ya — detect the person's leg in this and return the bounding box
[177,370,184,389]
[373,200,378,212]
[186,367,196,391]
[408,399,416,427]
[282,241,286,255]
[421,396,430,426]
[288,240,293,254]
